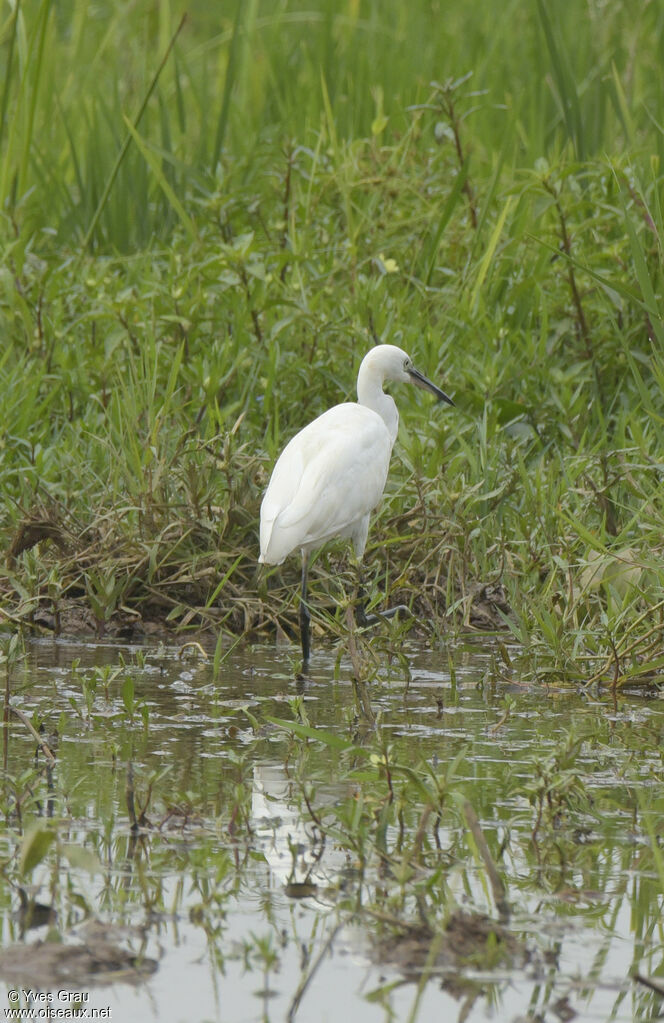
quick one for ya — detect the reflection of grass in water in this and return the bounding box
[0,643,663,1019]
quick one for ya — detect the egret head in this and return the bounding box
[362,344,454,406]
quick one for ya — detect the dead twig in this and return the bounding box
[9,707,57,766]
[635,973,664,997]
[287,920,344,1022]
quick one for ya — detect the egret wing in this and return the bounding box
[260,404,393,564]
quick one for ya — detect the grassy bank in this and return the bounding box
[1,0,664,684]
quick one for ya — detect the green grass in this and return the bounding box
[2,0,664,684]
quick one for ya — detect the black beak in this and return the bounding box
[407,366,455,407]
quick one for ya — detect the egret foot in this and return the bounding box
[355,603,412,628]
[354,583,412,629]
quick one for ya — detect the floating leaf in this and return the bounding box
[20,823,56,877]
[264,716,353,751]
[63,845,103,876]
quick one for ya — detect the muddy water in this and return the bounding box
[0,637,662,1023]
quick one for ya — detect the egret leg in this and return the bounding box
[354,577,371,628]
[354,565,411,629]
[300,552,311,664]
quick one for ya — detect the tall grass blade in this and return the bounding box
[211,0,243,170]
[0,0,20,152]
[620,189,664,349]
[320,69,353,244]
[205,555,243,609]
[536,0,584,159]
[81,12,187,251]
[122,116,197,241]
[530,234,643,311]
[470,196,513,313]
[425,162,469,284]
[0,0,51,211]
[19,0,50,196]
[610,62,634,147]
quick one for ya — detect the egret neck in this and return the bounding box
[356,350,399,443]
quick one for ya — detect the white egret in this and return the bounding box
[259,344,454,663]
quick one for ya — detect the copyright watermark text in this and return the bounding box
[5,990,111,1020]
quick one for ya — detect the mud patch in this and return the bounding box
[0,921,158,989]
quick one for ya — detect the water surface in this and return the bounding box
[0,637,662,1023]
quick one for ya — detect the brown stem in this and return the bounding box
[280,144,293,282]
[543,177,591,354]
[439,91,478,229]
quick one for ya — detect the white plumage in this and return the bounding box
[259,344,453,663]
[260,403,393,565]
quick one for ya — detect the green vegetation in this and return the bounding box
[2,0,664,685]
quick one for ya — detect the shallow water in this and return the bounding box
[0,636,663,1023]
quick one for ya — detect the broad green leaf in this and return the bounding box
[20,822,55,876]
